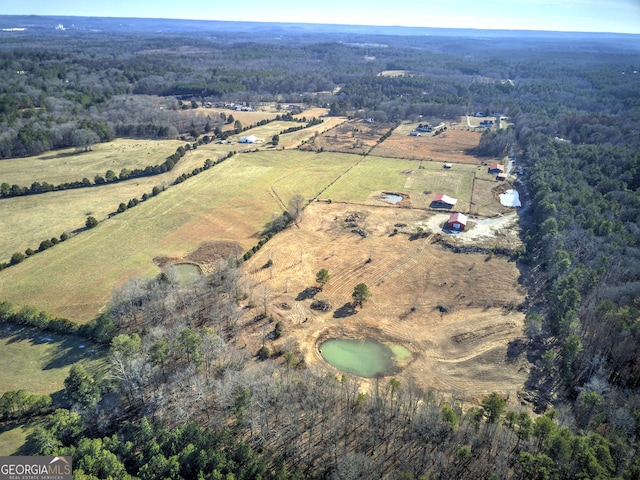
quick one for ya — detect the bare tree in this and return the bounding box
[288,194,306,222]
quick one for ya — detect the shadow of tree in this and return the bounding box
[0,325,102,371]
[333,303,356,318]
[296,287,320,301]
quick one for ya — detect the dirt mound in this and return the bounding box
[186,240,243,265]
[154,241,243,274]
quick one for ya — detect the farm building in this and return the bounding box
[488,163,505,174]
[409,131,421,137]
[239,135,260,144]
[443,163,453,169]
[496,172,507,181]
[447,212,468,231]
[431,194,458,209]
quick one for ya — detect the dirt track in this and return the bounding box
[242,202,529,404]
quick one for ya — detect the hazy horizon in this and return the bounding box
[1,0,639,35]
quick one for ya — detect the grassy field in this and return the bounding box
[0,425,28,456]
[0,141,242,261]
[0,325,105,454]
[317,155,477,210]
[0,151,360,321]
[0,140,247,261]
[0,326,105,395]
[0,138,186,187]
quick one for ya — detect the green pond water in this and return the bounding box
[167,263,201,284]
[320,338,410,378]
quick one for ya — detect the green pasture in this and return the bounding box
[230,120,302,144]
[0,138,185,187]
[0,424,28,456]
[0,326,105,455]
[0,325,105,396]
[0,150,360,322]
[318,156,477,209]
[0,143,234,261]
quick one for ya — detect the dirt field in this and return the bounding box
[299,120,396,154]
[243,202,529,403]
[371,125,489,164]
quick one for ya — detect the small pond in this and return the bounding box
[380,193,403,204]
[499,189,521,207]
[320,338,410,378]
[166,263,201,285]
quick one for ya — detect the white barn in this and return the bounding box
[239,135,260,144]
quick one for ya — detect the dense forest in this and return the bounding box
[1,14,640,479]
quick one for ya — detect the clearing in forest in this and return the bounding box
[243,201,528,402]
[0,326,105,396]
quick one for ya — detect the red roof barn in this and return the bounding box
[488,163,505,174]
[431,194,458,209]
[447,212,468,231]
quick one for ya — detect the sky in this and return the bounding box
[1,0,639,34]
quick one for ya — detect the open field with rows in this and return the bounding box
[0,150,361,321]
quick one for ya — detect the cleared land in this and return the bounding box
[0,151,360,321]
[299,120,396,154]
[0,116,527,405]
[371,124,488,164]
[371,124,484,165]
[243,202,528,402]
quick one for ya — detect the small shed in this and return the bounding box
[443,163,453,169]
[496,172,507,181]
[409,131,421,137]
[447,212,468,231]
[488,163,505,174]
[431,194,458,209]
